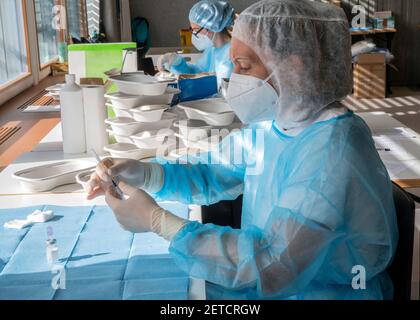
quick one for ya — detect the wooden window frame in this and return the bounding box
[0,0,33,94]
[0,0,90,104]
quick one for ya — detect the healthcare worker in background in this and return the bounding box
[157,0,235,86]
[87,0,398,300]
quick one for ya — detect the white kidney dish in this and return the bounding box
[129,105,169,122]
[130,128,174,149]
[109,74,171,96]
[75,168,95,192]
[104,141,176,160]
[174,119,212,142]
[106,103,132,118]
[149,112,177,130]
[175,132,226,152]
[104,143,150,160]
[105,113,177,136]
[178,98,236,126]
[12,160,96,192]
[105,87,180,109]
[105,117,144,136]
[106,128,133,144]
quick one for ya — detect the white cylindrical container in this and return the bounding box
[122,49,138,73]
[82,85,108,154]
[60,74,86,154]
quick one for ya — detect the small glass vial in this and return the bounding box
[46,227,59,266]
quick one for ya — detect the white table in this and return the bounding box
[358,112,420,189]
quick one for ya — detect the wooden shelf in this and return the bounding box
[351,28,397,35]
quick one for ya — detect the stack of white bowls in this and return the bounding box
[174,98,239,153]
[104,74,178,160]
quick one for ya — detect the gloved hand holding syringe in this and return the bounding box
[91,149,124,199]
[86,155,164,201]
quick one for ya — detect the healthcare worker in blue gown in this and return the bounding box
[157,0,234,87]
[87,0,398,300]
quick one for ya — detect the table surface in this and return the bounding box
[0,204,191,300]
[358,112,420,188]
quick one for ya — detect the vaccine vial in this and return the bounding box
[46,239,59,266]
[46,227,59,266]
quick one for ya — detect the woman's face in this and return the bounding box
[190,21,214,39]
[230,37,269,80]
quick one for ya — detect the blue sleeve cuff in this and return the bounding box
[169,220,202,247]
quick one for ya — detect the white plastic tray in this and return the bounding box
[105,112,177,136]
[174,120,212,142]
[75,168,95,192]
[175,131,228,152]
[130,128,173,149]
[106,128,133,144]
[105,117,144,136]
[106,103,133,118]
[178,98,236,126]
[104,141,176,160]
[129,105,169,122]
[105,87,180,109]
[12,160,96,192]
[109,74,172,96]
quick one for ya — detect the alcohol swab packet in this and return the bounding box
[27,210,55,223]
[4,219,34,230]
[3,210,55,229]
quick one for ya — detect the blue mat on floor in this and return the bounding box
[0,204,189,300]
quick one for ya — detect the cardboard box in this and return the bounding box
[374,11,392,19]
[79,77,104,86]
[353,53,386,99]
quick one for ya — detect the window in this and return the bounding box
[0,0,29,86]
[35,0,90,66]
[34,0,60,66]
[68,1,81,39]
[87,0,100,37]
[1,0,96,93]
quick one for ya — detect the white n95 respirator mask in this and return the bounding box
[192,32,214,51]
[226,73,279,124]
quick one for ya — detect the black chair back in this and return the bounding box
[388,182,415,300]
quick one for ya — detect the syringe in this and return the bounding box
[91,149,124,199]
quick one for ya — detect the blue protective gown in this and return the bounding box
[154,111,398,300]
[169,42,233,87]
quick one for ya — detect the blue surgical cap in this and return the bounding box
[189,0,235,33]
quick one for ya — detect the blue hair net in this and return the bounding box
[189,0,235,33]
